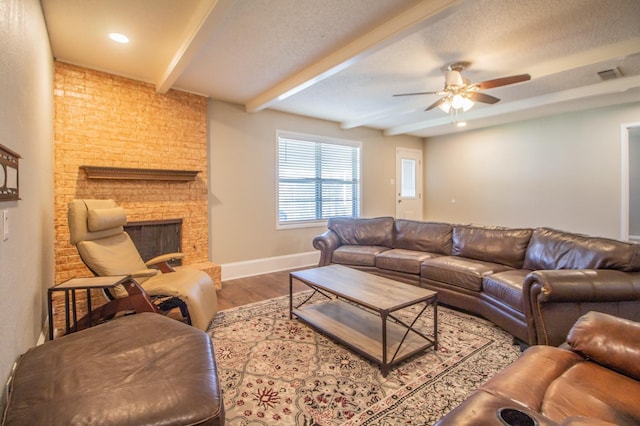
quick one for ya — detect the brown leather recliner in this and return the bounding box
[435,311,640,425]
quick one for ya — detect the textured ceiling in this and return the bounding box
[42,0,640,137]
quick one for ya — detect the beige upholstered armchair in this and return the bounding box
[67,199,218,330]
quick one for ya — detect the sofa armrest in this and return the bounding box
[567,311,640,380]
[523,269,640,346]
[312,229,341,266]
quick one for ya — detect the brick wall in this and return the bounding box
[52,62,213,333]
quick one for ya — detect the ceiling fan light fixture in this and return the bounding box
[438,100,451,113]
[394,61,527,121]
[442,94,474,113]
[450,94,464,109]
[445,70,465,87]
[461,96,474,111]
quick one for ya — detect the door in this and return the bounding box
[396,148,423,220]
[622,122,640,240]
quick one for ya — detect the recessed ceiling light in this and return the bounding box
[108,33,129,44]
[456,121,467,127]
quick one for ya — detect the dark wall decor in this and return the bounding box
[0,144,20,201]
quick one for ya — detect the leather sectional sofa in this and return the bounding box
[435,311,640,425]
[312,217,640,346]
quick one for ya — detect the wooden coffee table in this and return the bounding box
[289,264,438,377]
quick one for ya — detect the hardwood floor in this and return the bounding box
[216,268,311,311]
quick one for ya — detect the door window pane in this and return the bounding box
[401,159,416,198]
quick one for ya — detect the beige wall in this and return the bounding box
[424,102,640,239]
[208,100,423,265]
[0,0,54,385]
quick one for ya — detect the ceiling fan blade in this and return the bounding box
[468,92,500,104]
[425,97,447,111]
[393,91,438,97]
[476,74,531,90]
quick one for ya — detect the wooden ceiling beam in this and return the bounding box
[156,0,237,94]
[245,0,462,113]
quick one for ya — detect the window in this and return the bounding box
[277,131,361,227]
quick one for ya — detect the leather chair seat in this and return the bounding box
[331,245,390,267]
[375,248,439,274]
[421,256,512,292]
[142,266,218,330]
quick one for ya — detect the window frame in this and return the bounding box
[275,130,362,230]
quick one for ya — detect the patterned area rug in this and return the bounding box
[208,290,521,425]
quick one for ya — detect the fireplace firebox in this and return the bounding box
[124,219,182,267]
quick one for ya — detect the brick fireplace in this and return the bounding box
[51,62,219,333]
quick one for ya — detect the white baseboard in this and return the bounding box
[221,251,319,281]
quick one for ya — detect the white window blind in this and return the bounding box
[277,131,361,226]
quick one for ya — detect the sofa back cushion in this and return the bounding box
[328,217,394,247]
[523,228,640,271]
[393,220,452,255]
[452,225,533,268]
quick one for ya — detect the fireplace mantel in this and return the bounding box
[80,166,200,182]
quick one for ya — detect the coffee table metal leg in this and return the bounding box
[381,311,388,377]
[433,301,438,350]
[289,274,293,319]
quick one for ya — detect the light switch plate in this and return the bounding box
[2,210,8,241]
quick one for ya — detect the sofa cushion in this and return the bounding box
[482,269,531,311]
[567,311,640,381]
[478,346,583,413]
[542,361,640,424]
[433,390,547,426]
[393,220,452,255]
[524,227,640,272]
[452,225,532,269]
[331,245,390,267]
[421,256,512,292]
[376,249,440,274]
[328,216,394,247]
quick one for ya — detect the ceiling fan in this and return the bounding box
[393,61,531,114]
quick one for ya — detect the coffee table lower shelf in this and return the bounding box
[292,299,435,376]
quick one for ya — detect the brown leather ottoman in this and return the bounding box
[2,313,224,425]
